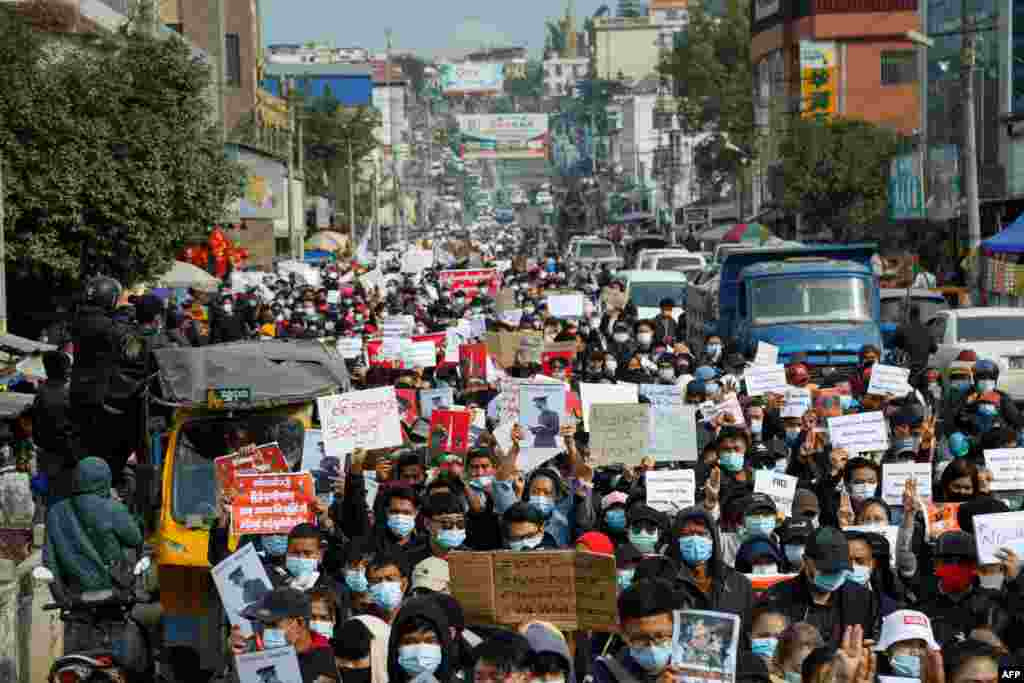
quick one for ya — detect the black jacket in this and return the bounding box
[653,315,680,346]
[32,379,73,459]
[913,579,1024,649]
[892,322,937,371]
[762,572,879,646]
[211,313,250,344]
[70,305,125,408]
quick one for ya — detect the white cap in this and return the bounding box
[874,610,940,651]
[412,557,450,594]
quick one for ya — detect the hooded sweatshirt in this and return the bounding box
[44,457,142,592]
[524,621,576,683]
[387,595,456,683]
[522,467,596,547]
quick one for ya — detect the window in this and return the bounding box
[881,50,917,85]
[225,33,241,86]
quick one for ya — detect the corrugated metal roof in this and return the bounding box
[263,62,373,77]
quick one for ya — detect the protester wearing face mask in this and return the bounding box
[763,528,878,647]
[766,622,824,683]
[600,491,630,545]
[750,606,790,664]
[776,518,815,573]
[736,535,786,578]
[607,323,636,362]
[209,484,292,587]
[719,493,779,567]
[285,523,329,592]
[957,498,1018,595]
[626,505,666,556]
[617,351,653,385]
[524,621,574,683]
[956,360,1024,432]
[874,610,940,680]
[703,335,724,366]
[386,595,455,683]
[503,502,559,551]
[593,579,680,683]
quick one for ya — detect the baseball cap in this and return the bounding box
[776,518,816,545]
[412,557,451,593]
[874,610,940,651]
[793,489,820,518]
[628,504,666,528]
[744,493,777,518]
[240,587,311,623]
[804,527,851,573]
[934,530,977,561]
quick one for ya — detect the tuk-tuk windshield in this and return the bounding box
[172,414,305,525]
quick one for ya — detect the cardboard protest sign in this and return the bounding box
[317,387,404,459]
[231,472,314,536]
[580,382,638,431]
[827,411,888,454]
[448,551,618,632]
[671,609,741,682]
[546,293,585,318]
[881,463,932,506]
[744,365,788,397]
[590,403,651,467]
[972,511,1024,564]
[781,388,812,418]
[430,409,472,455]
[867,364,912,397]
[753,342,778,366]
[646,469,696,513]
[235,647,302,683]
[753,470,798,516]
[211,543,273,636]
[985,449,1024,490]
[215,443,289,495]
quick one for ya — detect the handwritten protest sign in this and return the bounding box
[231,472,314,535]
[754,470,798,516]
[744,365,788,397]
[336,336,363,359]
[828,411,888,454]
[985,449,1024,491]
[211,543,273,636]
[646,469,696,513]
[590,404,651,467]
[317,387,403,459]
[546,293,585,318]
[449,551,618,632]
[215,443,289,495]
[402,341,438,369]
[236,647,302,683]
[972,511,1024,564]
[867,364,912,397]
[781,388,812,418]
[581,382,638,431]
[640,385,696,461]
[881,463,932,506]
[753,342,778,366]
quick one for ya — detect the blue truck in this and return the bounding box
[685,244,883,379]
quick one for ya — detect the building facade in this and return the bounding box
[591,15,662,81]
[543,56,590,97]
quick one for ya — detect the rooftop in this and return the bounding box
[263,62,373,78]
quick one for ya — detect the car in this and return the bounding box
[928,307,1024,399]
[616,270,689,321]
[565,238,623,269]
[635,248,707,275]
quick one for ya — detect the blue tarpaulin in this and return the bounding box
[983,215,1024,254]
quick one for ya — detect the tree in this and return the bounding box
[660,0,754,193]
[503,60,544,100]
[0,3,244,290]
[777,117,903,240]
[545,21,566,55]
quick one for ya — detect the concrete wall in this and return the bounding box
[0,549,62,683]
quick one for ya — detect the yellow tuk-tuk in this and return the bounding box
[137,340,350,676]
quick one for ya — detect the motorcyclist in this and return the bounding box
[955,360,1024,434]
[891,305,937,388]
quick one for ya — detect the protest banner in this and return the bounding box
[867,364,912,397]
[753,470,798,516]
[429,409,472,456]
[753,342,778,366]
[211,543,273,636]
[581,382,639,431]
[215,443,289,495]
[744,365,789,397]
[590,403,651,467]
[395,389,419,424]
[402,341,438,369]
[336,336,362,360]
[518,383,567,470]
[881,463,932,506]
[827,411,888,454]
[420,387,454,420]
[972,511,1024,564]
[646,469,696,513]
[781,388,812,418]
[235,647,302,683]
[671,609,741,682]
[546,293,585,318]
[984,449,1024,490]
[317,387,403,459]
[438,269,499,297]
[448,551,618,632]
[231,472,314,536]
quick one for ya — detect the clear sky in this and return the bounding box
[260,0,608,59]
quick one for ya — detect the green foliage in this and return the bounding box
[545,21,566,55]
[0,7,244,287]
[503,60,544,99]
[777,117,903,239]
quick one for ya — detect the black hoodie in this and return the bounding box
[387,595,456,683]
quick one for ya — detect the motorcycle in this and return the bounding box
[32,556,166,683]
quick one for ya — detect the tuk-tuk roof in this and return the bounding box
[0,392,36,419]
[153,340,351,408]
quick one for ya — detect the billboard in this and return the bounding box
[888,153,925,220]
[229,145,286,220]
[456,114,549,160]
[799,41,837,119]
[440,62,504,95]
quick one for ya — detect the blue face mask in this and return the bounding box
[630,643,672,672]
[369,580,404,610]
[388,513,416,538]
[848,565,872,586]
[784,545,805,565]
[678,535,714,565]
[977,379,997,393]
[344,569,368,593]
[629,530,659,554]
[617,568,635,590]
[530,495,555,518]
[398,643,443,676]
[719,451,745,473]
[261,627,288,650]
[746,516,776,537]
[262,535,288,557]
[470,475,494,490]
[606,508,627,531]
[812,569,848,593]
[436,528,466,550]
[974,411,997,434]
[891,654,922,678]
[286,556,318,578]
[705,382,721,395]
[784,429,801,446]
[751,637,779,660]
[951,379,972,395]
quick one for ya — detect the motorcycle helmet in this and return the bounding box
[786,363,810,387]
[974,359,999,382]
[84,276,123,311]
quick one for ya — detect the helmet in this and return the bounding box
[694,365,719,382]
[974,359,1000,381]
[786,363,810,387]
[84,276,123,310]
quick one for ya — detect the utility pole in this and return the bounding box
[961,4,981,281]
[295,114,304,260]
[0,151,6,334]
[287,83,298,261]
[347,138,355,242]
[386,29,401,246]
[374,162,382,256]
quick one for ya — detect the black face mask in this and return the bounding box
[341,668,372,683]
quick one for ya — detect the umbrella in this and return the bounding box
[154,261,221,292]
[721,222,774,244]
[305,230,349,252]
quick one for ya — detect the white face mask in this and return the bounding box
[637,332,653,346]
[752,563,778,575]
[659,369,675,381]
[979,572,1005,591]
[613,332,629,344]
[605,361,618,373]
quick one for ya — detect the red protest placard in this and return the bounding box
[459,343,488,380]
[231,472,315,536]
[366,340,405,369]
[429,409,472,456]
[396,388,419,425]
[215,442,289,494]
[439,269,499,297]
[542,350,575,379]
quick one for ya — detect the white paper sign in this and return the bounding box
[744,364,789,397]
[403,341,438,369]
[500,309,524,327]
[382,315,415,338]
[972,511,1024,564]
[645,469,696,513]
[705,393,746,426]
[580,382,639,432]
[867,364,912,397]
[211,543,273,637]
[753,469,798,516]
[546,293,585,318]
[378,336,405,360]
[326,290,340,304]
[881,462,933,506]
[445,328,463,363]
[236,646,303,683]
[781,387,812,418]
[317,387,403,459]
[985,449,1024,491]
[336,336,363,359]
[754,342,779,366]
[828,411,889,454]
[469,315,487,339]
